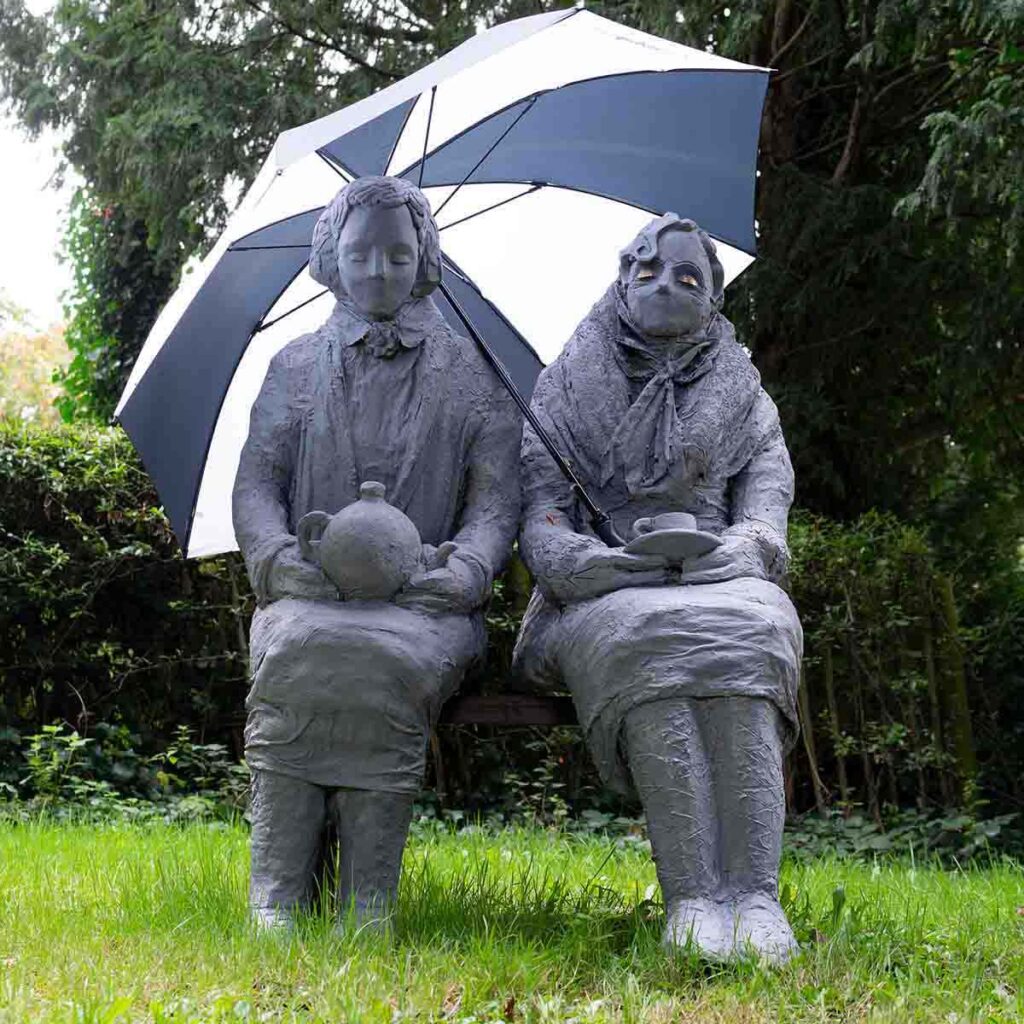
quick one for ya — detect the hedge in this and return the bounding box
[0,421,1002,815]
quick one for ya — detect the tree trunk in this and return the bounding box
[934,574,977,800]
[822,645,850,803]
[797,664,828,813]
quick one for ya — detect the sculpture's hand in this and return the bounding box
[394,548,485,616]
[266,542,339,602]
[678,533,767,585]
[545,546,674,604]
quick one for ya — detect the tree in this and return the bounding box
[2,0,1022,798]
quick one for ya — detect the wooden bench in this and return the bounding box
[438,694,577,727]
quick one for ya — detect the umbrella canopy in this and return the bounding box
[115,9,769,558]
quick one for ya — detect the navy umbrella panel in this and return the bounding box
[117,201,543,554]
[116,9,771,558]
[119,214,318,546]
[414,69,767,255]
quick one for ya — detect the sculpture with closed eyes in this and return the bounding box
[514,214,803,962]
[233,176,521,932]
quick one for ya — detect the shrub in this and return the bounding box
[1,421,1014,818]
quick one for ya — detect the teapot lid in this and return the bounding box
[359,480,387,501]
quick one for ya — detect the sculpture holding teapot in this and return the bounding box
[297,481,456,601]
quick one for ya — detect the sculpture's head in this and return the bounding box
[618,214,724,339]
[310,175,441,319]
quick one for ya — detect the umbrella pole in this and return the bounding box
[439,282,625,548]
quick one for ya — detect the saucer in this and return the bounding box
[624,527,721,563]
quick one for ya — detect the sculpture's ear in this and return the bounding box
[297,511,332,563]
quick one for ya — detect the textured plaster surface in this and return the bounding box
[513,216,802,960]
[297,481,425,601]
[232,177,521,927]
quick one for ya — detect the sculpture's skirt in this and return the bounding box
[514,578,802,794]
[244,598,482,792]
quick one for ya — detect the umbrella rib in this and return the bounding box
[433,95,538,219]
[317,149,349,179]
[438,183,542,233]
[254,286,330,334]
[229,244,309,251]
[418,86,437,188]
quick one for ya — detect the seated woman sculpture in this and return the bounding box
[233,176,520,930]
[513,214,802,961]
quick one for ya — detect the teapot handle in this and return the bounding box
[296,511,332,564]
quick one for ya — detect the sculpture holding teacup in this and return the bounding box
[513,214,803,962]
[233,176,520,933]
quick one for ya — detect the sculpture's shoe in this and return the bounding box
[662,898,734,960]
[730,893,799,965]
[250,905,296,933]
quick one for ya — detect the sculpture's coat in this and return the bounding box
[514,286,802,794]
[235,297,521,793]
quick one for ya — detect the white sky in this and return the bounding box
[0,115,78,329]
[0,0,75,330]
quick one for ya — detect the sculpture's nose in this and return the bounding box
[369,248,386,278]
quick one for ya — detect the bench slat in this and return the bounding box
[440,694,577,726]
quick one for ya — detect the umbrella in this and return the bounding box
[114,8,769,557]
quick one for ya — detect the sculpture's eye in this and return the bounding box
[678,274,700,288]
[347,251,367,263]
[635,267,656,282]
[390,250,413,265]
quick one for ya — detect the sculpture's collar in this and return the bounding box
[325,295,442,357]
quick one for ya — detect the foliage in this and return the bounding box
[784,806,1022,864]
[0,322,68,425]
[790,509,971,812]
[2,720,248,822]
[1,822,1023,1022]
[4,421,1020,821]
[0,421,254,752]
[54,188,175,422]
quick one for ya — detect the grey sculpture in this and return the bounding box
[513,215,803,962]
[233,175,521,931]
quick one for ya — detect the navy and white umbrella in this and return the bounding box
[115,9,769,558]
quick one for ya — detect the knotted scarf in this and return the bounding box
[532,283,763,500]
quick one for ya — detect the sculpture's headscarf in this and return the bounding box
[531,284,762,502]
[603,284,727,492]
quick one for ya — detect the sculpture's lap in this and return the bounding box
[244,597,483,792]
[518,578,802,794]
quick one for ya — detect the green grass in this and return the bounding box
[0,821,1021,1022]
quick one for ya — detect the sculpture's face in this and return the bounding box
[337,203,419,319]
[625,227,715,338]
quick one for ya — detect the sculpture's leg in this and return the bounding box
[621,697,730,958]
[249,769,326,929]
[328,787,415,932]
[700,696,796,963]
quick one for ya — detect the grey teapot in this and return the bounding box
[297,481,423,601]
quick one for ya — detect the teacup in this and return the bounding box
[631,512,697,538]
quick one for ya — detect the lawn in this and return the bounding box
[0,820,1021,1022]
